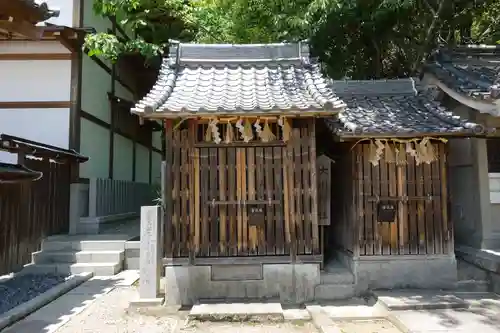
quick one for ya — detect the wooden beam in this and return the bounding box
[0,101,71,109]
[0,20,43,40]
[0,53,71,60]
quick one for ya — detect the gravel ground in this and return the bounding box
[333,319,402,333]
[180,321,318,333]
[0,274,68,315]
[56,287,317,333]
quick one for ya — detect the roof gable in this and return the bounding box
[325,79,488,138]
[132,41,346,117]
[423,45,500,101]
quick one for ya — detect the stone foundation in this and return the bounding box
[337,251,457,291]
[164,263,320,306]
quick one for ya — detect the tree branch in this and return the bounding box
[411,0,447,73]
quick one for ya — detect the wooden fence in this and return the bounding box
[0,135,86,275]
[351,142,452,256]
[163,119,321,259]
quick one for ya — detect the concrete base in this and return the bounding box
[164,263,320,306]
[188,303,284,322]
[337,251,458,291]
[75,212,139,234]
[129,298,164,308]
[124,241,140,270]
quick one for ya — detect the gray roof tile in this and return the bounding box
[132,42,345,116]
[423,45,500,101]
[325,79,487,137]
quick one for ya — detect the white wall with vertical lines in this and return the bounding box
[79,118,110,179]
[135,144,150,183]
[113,133,133,181]
[151,152,162,185]
[81,56,111,122]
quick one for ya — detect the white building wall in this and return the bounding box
[79,118,110,179]
[0,42,71,163]
[113,134,134,181]
[81,56,111,123]
[135,144,150,183]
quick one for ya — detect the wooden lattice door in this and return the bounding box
[196,145,285,256]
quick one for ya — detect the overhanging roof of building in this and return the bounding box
[131,41,346,118]
[0,0,60,39]
[422,45,500,102]
[325,79,489,138]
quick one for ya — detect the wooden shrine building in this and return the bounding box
[132,42,487,304]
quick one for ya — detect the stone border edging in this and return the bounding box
[0,272,93,331]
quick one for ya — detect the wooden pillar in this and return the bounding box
[309,119,320,255]
[163,120,174,258]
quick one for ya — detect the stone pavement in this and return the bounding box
[1,270,140,333]
[388,292,500,333]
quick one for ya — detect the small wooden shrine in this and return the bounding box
[132,41,346,262]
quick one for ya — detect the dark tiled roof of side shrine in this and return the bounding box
[324,79,488,137]
[131,41,346,116]
[422,45,500,101]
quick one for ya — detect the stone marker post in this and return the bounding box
[139,205,163,300]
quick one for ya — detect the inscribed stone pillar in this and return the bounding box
[139,205,163,299]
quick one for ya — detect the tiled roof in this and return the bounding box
[422,45,500,101]
[325,79,487,137]
[131,41,346,117]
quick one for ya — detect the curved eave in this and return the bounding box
[421,72,500,116]
[131,106,345,119]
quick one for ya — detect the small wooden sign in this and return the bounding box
[248,204,265,226]
[377,201,397,222]
[317,154,333,226]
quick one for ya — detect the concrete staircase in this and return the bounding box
[315,260,356,300]
[25,238,128,276]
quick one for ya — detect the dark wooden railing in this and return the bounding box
[0,135,87,275]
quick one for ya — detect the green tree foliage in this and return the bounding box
[84,0,500,78]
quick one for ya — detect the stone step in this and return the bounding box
[320,271,354,285]
[32,250,124,264]
[314,284,357,301]
[455,280,490,293]
[188,303,284,322]
[42,240,126,252]
[22,262,122,276]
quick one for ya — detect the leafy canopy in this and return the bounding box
[84,0,500,78]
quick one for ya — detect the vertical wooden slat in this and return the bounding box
[236,147,243,253]
[180,130,190,257]
[309,120,320,255]
[283,120,293,256]
[441,143,452,254]
[255,147,266,254]
[189,120,198,260]
[274,146,284,255]
[194,148,201,255]
[397,147,409,255]
[219,146,227,255]
[228,147,237,255]
[164,120,174,258]
[264,147,274,254]
[248,147,258,253]
[387,148,398,254]
[407,150,418,254]
[415,155,425,254]
[362,144,373,255]
[200,147,210,256]
[302,126,312,254]
[423,161,433,254]
[293,128,304,254]
[241,148,248,254]
[379,146,390,255]
[209,146,218,256]
[431,144,443,255]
